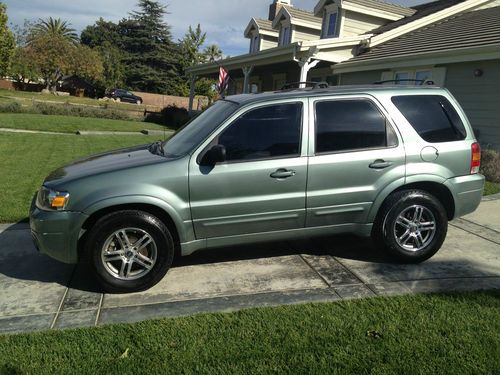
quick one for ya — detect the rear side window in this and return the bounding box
[391,95,467,143]
[315,99,397,154]
[218,103,302,162]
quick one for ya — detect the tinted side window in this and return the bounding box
[315,100,395,154]
[391,95,467,143]
[218,103,302,162]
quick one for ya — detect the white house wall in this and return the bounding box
[261,35,278,50]
[293,25,321,42]
[341,10,387,37]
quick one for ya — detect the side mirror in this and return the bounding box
[200,144,226,166]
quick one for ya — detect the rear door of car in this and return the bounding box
[306,95,406,227]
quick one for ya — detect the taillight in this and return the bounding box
[471,142,481,174]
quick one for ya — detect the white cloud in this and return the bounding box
[3,0,430,56]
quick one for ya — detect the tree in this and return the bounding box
[204,44,223,63]
[9,46,40,88]
[69,45,104,82]
[179,24,206,67]
[95,42,125,91]
[0,2,15,77]
[119,0,181,94]
[81,18,122,49]
[30,17,79,45]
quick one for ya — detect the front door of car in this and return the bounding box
[306,96,406,227]
[189,100,309,239]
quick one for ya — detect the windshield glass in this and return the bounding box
[162,100,238,157]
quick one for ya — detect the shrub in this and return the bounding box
[0,101,22,113]
[31,102,133,121]
[145,105,190,130]
[481,149,500,183]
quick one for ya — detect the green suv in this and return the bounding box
[30,86,485,293]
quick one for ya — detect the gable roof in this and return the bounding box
[369,0,467,34]
[272,5,323,29]
[346,0,416,17]
[347,6,500,63]
[244,18,279,38]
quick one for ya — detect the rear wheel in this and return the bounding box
[85,210,174,293]
[373,190,448,263]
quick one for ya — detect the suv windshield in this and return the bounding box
[162,100,238,157]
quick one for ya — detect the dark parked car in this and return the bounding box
[108,89,143,105]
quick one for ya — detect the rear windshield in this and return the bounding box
[391,95,467,143]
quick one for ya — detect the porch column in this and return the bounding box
[242,66,254,94]
[297,58,320,88]
[188,74,197,114]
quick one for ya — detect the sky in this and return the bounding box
[2,0,430,56]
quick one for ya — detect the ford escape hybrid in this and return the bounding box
[30,85,485,293]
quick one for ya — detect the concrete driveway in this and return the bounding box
[1,195,499,334]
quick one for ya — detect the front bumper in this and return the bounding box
[445,174,485,219]
[29,201,88,264]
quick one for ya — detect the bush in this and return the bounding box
[31,102,133,121]
[0,101,22,113]
[481,149,500,183]
[145,105,190,130]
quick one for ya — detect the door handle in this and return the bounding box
[369,160,393,169]
[270,169,296,179]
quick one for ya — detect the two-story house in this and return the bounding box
[187,0,500,149]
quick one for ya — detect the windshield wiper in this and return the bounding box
[148,141,166,157]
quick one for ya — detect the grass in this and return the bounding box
[0,132,160,223]
[484,181,500,196]
[0,291,499,374]
[0,113,168,133]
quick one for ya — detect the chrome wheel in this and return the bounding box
[393,205,437,252]
[101,228,157,281]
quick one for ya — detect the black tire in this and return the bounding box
[372,190,448,263]
[85,210,174,293]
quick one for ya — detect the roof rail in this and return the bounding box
[374,79,435,86]
[281,81,329,90]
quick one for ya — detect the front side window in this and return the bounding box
[218,103,303,162]
[315,99,396,154]
[391,95,467,143]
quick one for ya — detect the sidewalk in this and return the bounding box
[1,195,499,334]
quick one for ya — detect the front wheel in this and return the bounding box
[373,190,448,263]
[85,210,174,293]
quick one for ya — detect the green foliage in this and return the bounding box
[119,0,181,94]
[204,44,223,63]
[9,47,41,87]
[30,102,131,121]
[29,17,79,45]
[80,18,122,49]
[95,43,125,92]
[481,149,500,183]
[484,181,500,196]
[179,24,206,67]
[0,3,15,76]
[0,101,22,113]
[145,105,190,129]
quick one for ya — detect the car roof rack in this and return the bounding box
[373,79,435,86]
[281,81,330,91]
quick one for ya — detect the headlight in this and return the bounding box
[36,186,70,211]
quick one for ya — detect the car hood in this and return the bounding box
[44,144,171,186]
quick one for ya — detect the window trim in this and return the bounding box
[197,101,306,165]
[313,97,399,156]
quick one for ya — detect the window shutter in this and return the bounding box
[431,67,447,87]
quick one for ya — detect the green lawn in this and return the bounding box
[0,132,159,223]
[0,291,498,374]
[484,181,500,196]
[0,113,167,133]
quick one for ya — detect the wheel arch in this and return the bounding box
[369,177,455,222]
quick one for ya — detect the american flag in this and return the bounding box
[216,67,229,96]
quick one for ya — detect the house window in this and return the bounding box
[280,26,290,45]
[395,72,410,84]
[415,70,432,84]
[250,35,260,53]
[327,13,338,37]
[395,70,432,85]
